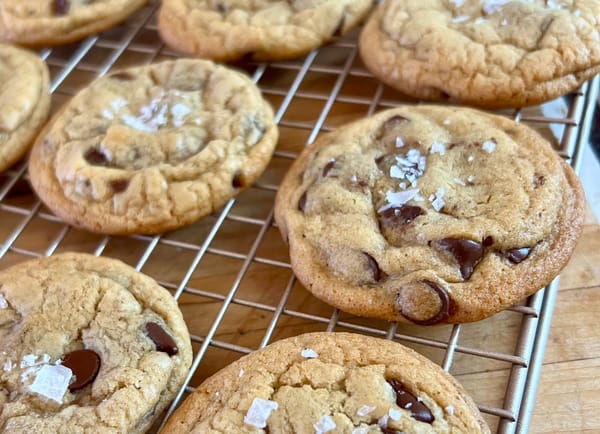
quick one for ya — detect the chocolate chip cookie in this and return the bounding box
[0,0,147,46]
[158,0,375,62]
[359,0,600,109]
[28,58,278,235]
[0,43,50,173]
[0,252,192,433]
[161,332,488,433]
[274,106,584,324]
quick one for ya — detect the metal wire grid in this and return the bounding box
[0,1,598,432]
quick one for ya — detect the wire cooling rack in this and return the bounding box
[0,2,598,433]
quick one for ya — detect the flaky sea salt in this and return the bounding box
[352,428,369,434]
[0,293,7,309]
[378,414,390,428]
[574,9,581,16]
[29,364,72,403]
[238,369,245,378]
[474,17,486,25]
[430,188,446,212]
[446,405,455,415]
[395,136,405,148]
[3,360,13,372]
[244,398,279,428]
[383,189,420,210]
[467,155,475,163]
[482,140,496,153]
[443,118,452,125]
[301,348,319,359]
[453,177,466,186]
[453,15,470,23]
[314,415,336,433]
[389,408,402,421]
[501,18,508,26]
[357,405,376,417]
[430,142,446,155]
[450,0,465,6]
[171,103,192,128]
[468,175,475,183]
[482,0,512,15]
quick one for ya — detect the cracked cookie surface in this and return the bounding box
[0,0,148,46]
[274,106,584,324]
[28,58,278,235]
[0,43,50,173]
[359,0,600,108]
[161,332,489,433]
[0,253,192,433]
[158,0,375,62]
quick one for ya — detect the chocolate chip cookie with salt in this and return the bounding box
[0,43,50,173]
[29,58,278,235]
[359,0,600,108]
[274,106,584,324]
[158,0,374,62]
[0,253,192,433]
[0,0,147,47]
[162,332,489,433]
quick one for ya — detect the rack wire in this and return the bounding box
[0,1,598,432]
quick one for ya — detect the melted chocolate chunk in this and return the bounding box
[401,280,453,325]
[364,252,382,282]
[84,148,109,166]
[232,171,244,188]
[380,428,398,434]
[62,349,101,391]
[435,238,485,280]
[322,159,336,177]
[145,322,179,356]
[387,379,434,424]
[109,179,129,193]
[380,206,424,226]
[52,0,69,15]
[382,115,409,132]
[505,247,532,264]
[298,191,308,213]
[215,2,226,13]
[109,71,135,81]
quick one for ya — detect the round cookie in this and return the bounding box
[274,106,584,324]
[359,0,600,109]
[0,252,192,433]
[0,43,50,173]
[0,0,148,47]
[161,332,489,433]
[28,58,278,235]
[158,0,375,62]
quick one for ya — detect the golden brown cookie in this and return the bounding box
[161,332,489,433]
[359,0,600,108]
[0,253,192,433]
[0,0,148,46]
[0,43,50,173]
[158,0,375,62]
[274,106,584,324]
[28,58,278,235]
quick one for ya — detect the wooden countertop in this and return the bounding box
[529,207,600,433]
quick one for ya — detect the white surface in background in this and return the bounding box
[580,142,600,222]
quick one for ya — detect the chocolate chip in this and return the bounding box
[400,280,453,325]
[387,379,434,424]
[109,71,135,81]
[505,247,532,264]
[382,115,409,132]
[232,171,244,188]
[322,159,336,177]
[215,2,225,13]
[380,428,398,434]
[380,206,424,226]
[145,322,179,356]
[61,349,101,391]
[534,174,545,188]
[435,238,485,280]
[364,252,382,282]
[52,0,69,15]
[109,179,129,193]
[298,191,308,213]
[84,148,109,166]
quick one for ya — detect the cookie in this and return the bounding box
[274,106,584,324]
[161,332,489,433]
[158,0,375,62]
[0,43,50,173]
[28,58,278,235]
[359,0,600,109]
[0,252,192,433]
[0,0,147,47]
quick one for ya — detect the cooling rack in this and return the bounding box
[0,1,598,433]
